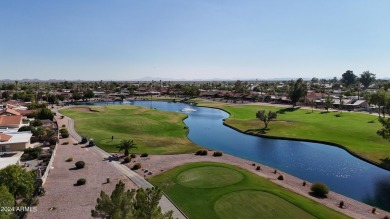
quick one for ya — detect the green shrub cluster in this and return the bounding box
[132,163,141,170]
[65,157,73,162]
[195,150,208,156]
[76,178,86,186]
[310,182,329,197]
[130,154,136,158]
[75,161,85,169]
[22,147,43,160]
[140,153,149,157]
[277,175,284,180]
[213,151,223,157]
[123,156,131,163]
[60,128,69,138]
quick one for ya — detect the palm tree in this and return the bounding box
[117,139,137,156]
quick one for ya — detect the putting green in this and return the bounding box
[214,190,315,219]
[176,166,243,188]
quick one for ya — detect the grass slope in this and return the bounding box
[149,162,350,219]
[191,98,390,167]
[60,105,200,154]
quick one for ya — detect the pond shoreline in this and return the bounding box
[193,103,390,171]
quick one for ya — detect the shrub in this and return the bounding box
[130,154,136,158]
[140,153,149,157]
[76,178,86,186]
[132,163,141,170]
[310,182,329,197]
[372,208,376,214]
[252,163,256,166]
[213,151,223,157]
[277,175,284,180]
[61,132,69,138]
[23,147,43,159]
[75,161,85,169]
[66,157,73,162]
[256,166,261,170]
[302,181,306,186]
[339,201,344,208]
[195,150,208,156]
[123,156,131,163]
[59,128,68,133]
[31,119,43,127]
[62,141,69,145]
[274,170,277,174]
[62,124,66,127]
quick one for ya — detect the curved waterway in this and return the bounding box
[85,100,390,210]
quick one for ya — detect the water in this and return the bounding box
[84,100,390,210]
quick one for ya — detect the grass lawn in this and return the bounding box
[190,98,390,167]
[149,162,350,219]
[60,105,200,154]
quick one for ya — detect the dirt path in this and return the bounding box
[130,153,390,219]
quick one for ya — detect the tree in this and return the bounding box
[256,110,277,129]
[72,92,82,101]
[84,89,95,101]
[35,108,54,120]
[0,165,36,200]
[377,117,390,141]
[324,94,333,112]
[288,78,307,107]
[359,71,376,89]
[117,140,137,156]
[2,91,10,100]
[91,181,173,219]
[341,70,357,87]
[0,185,15,218]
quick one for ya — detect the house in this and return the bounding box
[0,108,21,116]
[0,115,23,128]
[0,131,33,152]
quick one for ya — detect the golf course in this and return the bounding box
[148,162,350,219]
[191,98,390,167]
[60,105,200,154]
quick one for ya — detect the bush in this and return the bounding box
[61,132,69,138]
[213,151,223,157]
[339,201,344,208]
[256,166,261,170]
[310,182,329,197]
[31,119,43,127]
[130,154,136,158]
[132,163,141,170]
[302,181,306,186]
[140,153,149,157]
[59,128,68,133]
[62,124,66,127]
[23,147,43,159]
[75,161,85,169]
[195,150,208,156]
[62,141,69,145]
[277,175,284,180]
[372,208,376,214]
[66,157,73,162]
[123,156,131,163]
[76,178,86,186]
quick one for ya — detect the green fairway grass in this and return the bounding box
[190,98,390,168]
[149,162,350,219]
[60,105,200,154]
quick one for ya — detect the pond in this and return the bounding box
[85,100,390,211]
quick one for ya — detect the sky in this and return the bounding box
[1,0,389,81]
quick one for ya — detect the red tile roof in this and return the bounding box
[0,134,12,142]
[0,115,22,126]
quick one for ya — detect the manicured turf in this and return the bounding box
[149,162,350,219]
[60,105,200,154]
[191,98,390,167]
[176,166,243,188]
